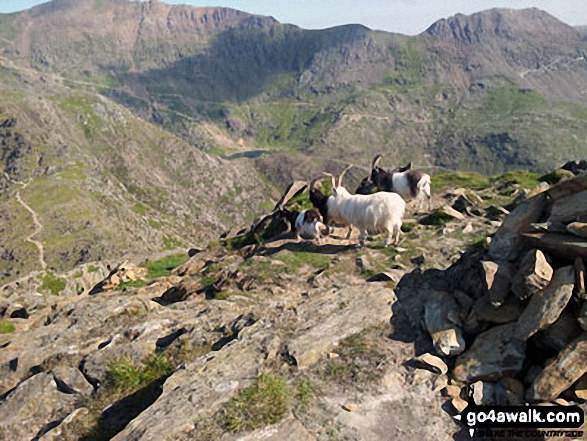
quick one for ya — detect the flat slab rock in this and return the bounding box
[112,283,396,441]
[453,323,526,382]
[522,233,587,260]
[488,192,548,262]
[288,284,396,368]
[0,373,77,440]
[514,265,575,341]
[481,260,516,307]
[234,415,316,441]
[527,335,587,402]
[424,291,465,356]
[511,249,553,301]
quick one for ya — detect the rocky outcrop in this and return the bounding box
[511,249,553,300]
[395,172,587,411]
[453,323,526,382]
[514,265,575,341]
[527,336,587,402]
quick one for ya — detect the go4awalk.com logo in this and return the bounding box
[454,405,585,438]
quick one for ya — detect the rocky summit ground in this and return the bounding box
[1,166,587,441]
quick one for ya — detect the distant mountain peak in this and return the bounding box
[424,7,580,44]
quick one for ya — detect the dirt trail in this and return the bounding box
[4,173,47,271]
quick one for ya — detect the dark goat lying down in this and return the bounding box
[279,208,326,241]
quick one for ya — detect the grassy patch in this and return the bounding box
[40,271,67,296]
[212,291,231,301]
[58,166,86,180]
[106,353,173,395]
[71,353,174,441]
[221,373,291,433]
[400,221,417,233]
[275,251,331,273]
[116,279,148,291]
[132,203,149,215]
[162,235,183,250]
[88,265,100,273]
[493,170,540,190]
[539,169,575,185]
[0,321,15,334]
[431,172,491,192]
[321,330,387,390]
[293,379,317,415]
[144,253,188,279]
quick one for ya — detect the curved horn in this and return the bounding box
[308,177,320,190]
[323,172,337,189]
[372,154,383,170]
[337,164,353,188]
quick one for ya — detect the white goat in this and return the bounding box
[325,165,406,247]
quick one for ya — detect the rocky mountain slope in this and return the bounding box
[0,62,275,284]
[2,165,587,440]
[1,0,587,282]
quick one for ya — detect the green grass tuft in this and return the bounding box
[539,169,575,185]
[494,170,540,190]
[40,271,67,296]
[0,321,15,334]
[116,279,148,291]
[322,330,387,389]
[222,373,291,433]
[106,353,173,395]
[144,253,188,279]
[431,172,491,192]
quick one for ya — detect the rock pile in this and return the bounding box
[395,172,587,410]
[88,261,147,294]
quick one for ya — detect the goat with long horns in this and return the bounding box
[311,165,406,246]
[366,154,432,211]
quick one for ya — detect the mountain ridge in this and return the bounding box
[1,0,587,281]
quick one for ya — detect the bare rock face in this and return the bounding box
[488,192,548,262]
[578,302,587,332]
[235,415,317,441]
[52,365,94,396]
[472,381,498,405]
[574,374,587,400]
[511,249,553,300]
[481,260,516,307]
[514,265,575,341]
[413,353,449,375]
[499,377,525,405]
[0,373,78,440]
[534,310,584,354]
[548,190,587,224]
[567,222,587,239]
[38,408,90,441]
[453,323,526,382]
[464,292,525,335]
[424,291,466,356]
[527,335,587,402]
